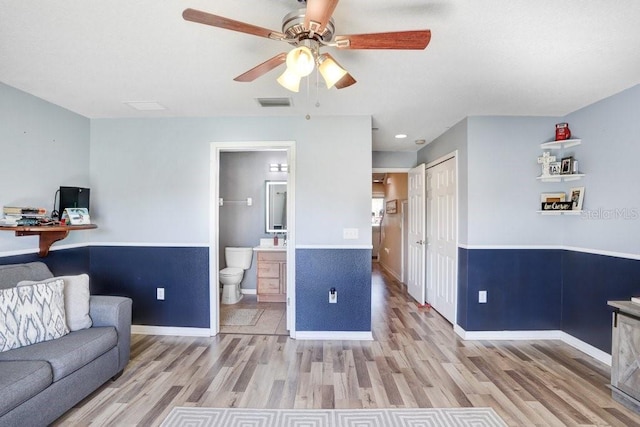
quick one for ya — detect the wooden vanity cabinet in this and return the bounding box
[257,251,286,302]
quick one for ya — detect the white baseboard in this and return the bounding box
[131,325,211,337]
[379,262,401,282]
[241,289,256,295]
[558,331,612,366]
[454,325,611,366]
[294,331,373,341]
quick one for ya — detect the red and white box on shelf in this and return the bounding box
[555,122,571,141]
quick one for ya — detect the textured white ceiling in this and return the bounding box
[1,0,639,151]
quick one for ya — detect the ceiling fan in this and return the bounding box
[182,0,431,92]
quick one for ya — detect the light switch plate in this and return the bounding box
[343,228,359,240]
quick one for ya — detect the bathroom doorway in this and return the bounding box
[210,141,296,337]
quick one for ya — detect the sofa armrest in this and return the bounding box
[89,295,132,373]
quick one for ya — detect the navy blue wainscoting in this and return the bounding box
[89,246,210,328]
[296,248,372,332]
[562,251,640,353]
[0,247,90,276]
[459,248,563,332]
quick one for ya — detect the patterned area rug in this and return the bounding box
[220,308,264,326]
[161,407,508,426]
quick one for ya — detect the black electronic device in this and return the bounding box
[58,186,90,218]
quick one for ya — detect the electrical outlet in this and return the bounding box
[478,290,487,303]
[157,287,165,300]
[329,288,337,303]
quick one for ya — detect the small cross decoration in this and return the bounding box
[537,151,556,177]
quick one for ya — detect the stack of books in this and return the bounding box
[1,206,48,227]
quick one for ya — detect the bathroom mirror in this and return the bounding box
[266,181,287,233]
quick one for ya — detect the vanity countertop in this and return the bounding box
[253,245,286,252]
[254,238,286,251]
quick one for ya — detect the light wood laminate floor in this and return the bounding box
[54,265,640,426]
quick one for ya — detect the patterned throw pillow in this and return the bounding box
[18,274,92,331]
[0,280,69,352]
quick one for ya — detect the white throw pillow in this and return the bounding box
[18,274,92,331]
[0,280,69,352]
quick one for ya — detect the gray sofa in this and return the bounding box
[0,262,132,427]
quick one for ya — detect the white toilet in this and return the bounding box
[220,247,253,304]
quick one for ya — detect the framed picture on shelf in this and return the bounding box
[385,199,398,214]
[549,161,562,175]
[561,156,573,174]
[62,208,91,225]
[569,187,585,211]
[540,193,566,203]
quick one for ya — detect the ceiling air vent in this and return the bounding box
[256,97,292,108]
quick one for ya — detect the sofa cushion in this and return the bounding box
[0,280,69,352]
[0,327,117,382]
[0,262,53,290]
[19,274,93,331]
[0,360,52,417]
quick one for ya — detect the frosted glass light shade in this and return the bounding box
[277,68,302,92]
[318,55,348,88]
[286,46,314,77]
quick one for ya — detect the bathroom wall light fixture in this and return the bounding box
[269,163,288,172]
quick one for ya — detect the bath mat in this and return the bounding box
[220,308,264,326]
[161,407,508,427]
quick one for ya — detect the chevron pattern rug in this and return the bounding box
[161,407,508,426]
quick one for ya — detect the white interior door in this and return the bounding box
[426,157,457,323]
[407,164,426,304]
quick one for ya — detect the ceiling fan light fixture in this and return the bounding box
[317,54,348,89]
[286,46,314,77]
[277,68,302,92]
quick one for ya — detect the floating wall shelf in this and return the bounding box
[0,224,97,257]
[536,173,585,182]
[540,139,582,149]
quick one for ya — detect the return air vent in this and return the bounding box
[256,97,292,108]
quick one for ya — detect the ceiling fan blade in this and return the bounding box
[233,53,287,82]
[334,73,356,89]
[183,8,284,40]
[304,0,340,33]
[335,30,431,50]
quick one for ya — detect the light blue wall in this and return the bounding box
[372,151,417,168]
[0,83,90,253]
[562,84,640,255]
[420,86,640,252]
[89,116,372,247]
[467,116,564,246]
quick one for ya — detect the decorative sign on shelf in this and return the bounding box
[541,201,573,211]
